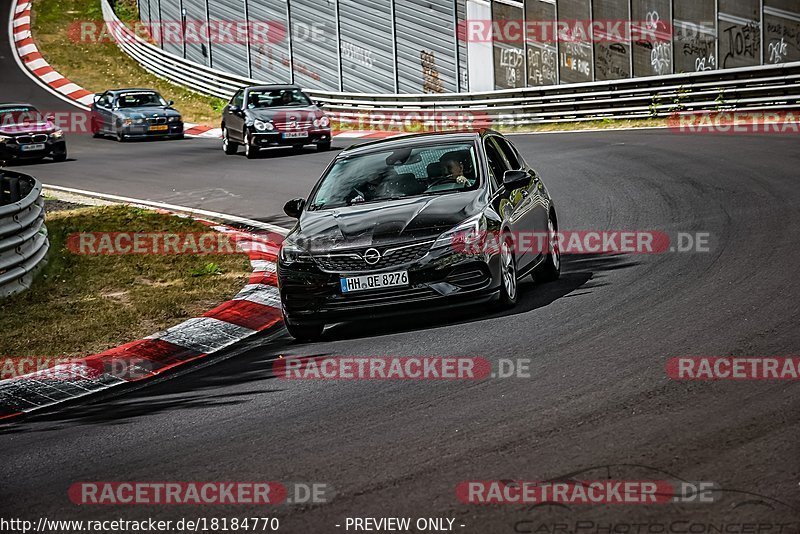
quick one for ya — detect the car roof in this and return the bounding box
[107,88,161,95]
[0,102,36,108]
[243,84,302,92]
[340,129,498,156]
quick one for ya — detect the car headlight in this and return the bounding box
[122,118,133,126]
[431,215,487,253]
[50,130,64,139]
[279,237,312,266]
[0,135,12,144]
[168,115,181,123]
[319,116,330,128]
[254,119,274,132]
[133,118,145,124]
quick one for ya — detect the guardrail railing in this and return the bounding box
[102,0,800,127]
[0,170,48,299]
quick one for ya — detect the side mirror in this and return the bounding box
[45,113,56,122]
[283,198,306,219]
[228,105,241,114]
[93,93,103,103]
[502,170,531,190]
[167,100,174,106]
[315,101,325,109]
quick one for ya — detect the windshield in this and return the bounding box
[116,92,167,108]
[0,106,44,125]
[310,142,479,210]
[246,88,311,109]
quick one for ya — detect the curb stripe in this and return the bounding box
[0,215,284,420]
[204,299,282,331]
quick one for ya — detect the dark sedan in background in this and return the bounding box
[90,89,184,141]
[277,130,561,340]
[0,103,66,163]
[221,84,332,158]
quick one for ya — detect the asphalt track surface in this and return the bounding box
[1,1,799,529]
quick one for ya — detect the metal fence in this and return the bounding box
[103,0,800,127]
[132,0,800,93]
[0,171,48,299]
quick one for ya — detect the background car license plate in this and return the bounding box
[283,131,308,139]
[341,271,409,293]
[20,143,45,151]
[149,125,168,131]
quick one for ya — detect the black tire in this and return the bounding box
[244,132,258,159]
[317,141,331,152]
[536,212,561,283]
[172,134,185,140]
[291,144,305,153]
[284,319,325,342]
[222,127,238,155]
[52,150,67,162]
[498,233,519,309]
[92,132,103,139]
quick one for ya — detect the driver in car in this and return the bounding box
[280,91,294,105]
[440,153,473,186]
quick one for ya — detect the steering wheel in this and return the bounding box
[426,175,461,188]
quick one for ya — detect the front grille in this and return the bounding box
[312,241,433,272]
[274,120,313,131]
[326,285,439,309]
[15,134,48,144]
[146,117,167,125]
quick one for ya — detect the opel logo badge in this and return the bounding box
[363,248,381,265]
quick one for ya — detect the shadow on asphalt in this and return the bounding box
[3,158,76,167]
[230,145,336,160]
[322,253,637,342]
[0,332,293,432]
[0,254,636,431]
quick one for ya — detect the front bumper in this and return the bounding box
[120,122,184,138]
[0,139,66,160]
[278,246,502,325]
[250,129,331,147]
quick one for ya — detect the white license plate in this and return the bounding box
[21,143,45,151]
[283,131,308,139]
[340,271,409,293]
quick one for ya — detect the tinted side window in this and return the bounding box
[493,136,521,169]
[98,94,112,108]
[484,138,509,187]
[232,90,244,108]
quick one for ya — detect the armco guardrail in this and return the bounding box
[103,0,800,126]
[0,170,48,299]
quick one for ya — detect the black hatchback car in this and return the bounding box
[277,130,561,340]
[0,103,67,163]
[221,85,332,158]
